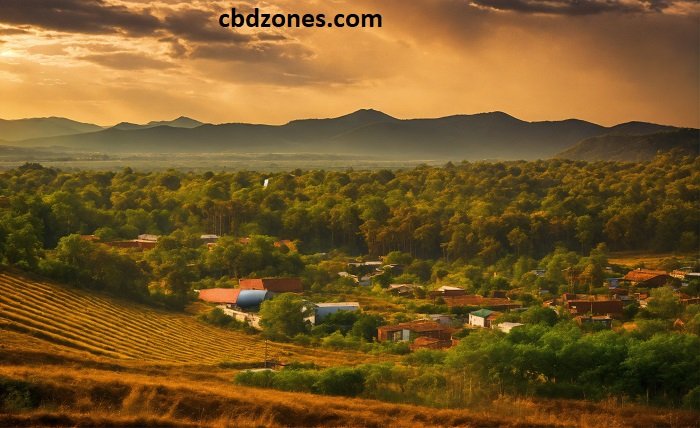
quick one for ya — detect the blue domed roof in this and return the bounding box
[236,290,269,309]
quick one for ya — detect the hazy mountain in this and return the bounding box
[0,117,102,141]
[8,110,684,160]
[557,128,699,162]
[111,116,204,131]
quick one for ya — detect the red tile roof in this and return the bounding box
[378,320,450,333]
[443,295,522,309]
[623,269,668,282]
[198,288,239,304]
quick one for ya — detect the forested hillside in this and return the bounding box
[1,153,696,264]
[558,129,699,162]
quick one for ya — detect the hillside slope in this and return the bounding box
[12,110,677,160]
[557,128,699,161]
[0,117,102,141]
[0,270,364,365]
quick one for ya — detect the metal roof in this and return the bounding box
[470,309,495,318]
[314,302,360,308]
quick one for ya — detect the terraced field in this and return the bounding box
[0,270,364,365]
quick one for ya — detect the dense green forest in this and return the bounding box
[0,153,697,304]
[1,153,697,258]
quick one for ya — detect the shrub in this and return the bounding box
[313,368,365,397]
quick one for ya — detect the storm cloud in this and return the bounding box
[0,0,696,127]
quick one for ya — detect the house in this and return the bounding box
[623,269,680,288]
[575,315,613,329]
[137,234,159,242]
[220,306,263,329]
[566,299,623,318]
[313,302,360,324]
[494,322,524,333]
[104,238,158,250]
[198,288,239,305]
[388,284,417,297]
[430,286,467,299]
[200,234,219,244]
[239,278,303,293]
[443,295,522,311]
[377,320,453,344]
[79,235,100,242]
[468,309,502,328]
[348,261,383,268]
[197,288,270,310]
[606,278,623,288]
[234,290,270,310]
[428,314,453,326]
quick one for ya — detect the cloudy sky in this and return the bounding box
[0,0,698,126]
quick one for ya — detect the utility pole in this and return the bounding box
[264,339,269,368]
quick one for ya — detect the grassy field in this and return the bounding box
[0,270,370,366]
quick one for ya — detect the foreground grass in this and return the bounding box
[2,350,698,428]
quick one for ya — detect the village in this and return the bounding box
[100,232,698,354]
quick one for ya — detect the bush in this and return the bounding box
[234,370,275,388]
[271,369,317,393]
[313,367,365,397]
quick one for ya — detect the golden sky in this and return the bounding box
[0,0,698,127]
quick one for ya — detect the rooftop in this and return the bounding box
[470,309,495,318]
[315,302,360,308]
[378,320,449,333]
[623,268,669,282]
[197,288,239,304]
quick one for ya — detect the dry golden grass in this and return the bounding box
[0,270,377,366]
[1,355,698,428]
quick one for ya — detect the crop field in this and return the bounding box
[0,271,368,366]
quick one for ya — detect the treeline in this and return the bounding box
[1,154,698,263]
[236,324,700,409]
[0,155,697,305]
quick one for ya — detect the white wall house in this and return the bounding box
[313,302,360,324]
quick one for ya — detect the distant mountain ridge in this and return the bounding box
[111,116,204,131]
[557,128,700,162]
[0,117,103,141]
[1,110,691,161]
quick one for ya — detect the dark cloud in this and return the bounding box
[0,0,161,35]
[80,52,173,70]
[0,28,30,35]
[163,9,253,44]
[471,0,685,15]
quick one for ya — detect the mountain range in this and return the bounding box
[0,110,696,161]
